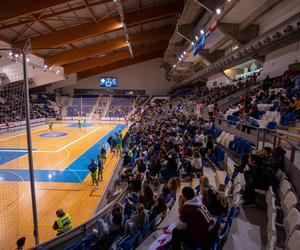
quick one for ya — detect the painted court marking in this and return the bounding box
[34,126,102,153]
[0,124,125,183]
[0,127,48,142]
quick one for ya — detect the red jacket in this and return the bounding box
[176,197,215,248]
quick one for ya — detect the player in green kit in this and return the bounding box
[97,154,103,181]
[88,159,98,188]
[99,144,107,164]
[49,122,53,131]
[78,119,81,131]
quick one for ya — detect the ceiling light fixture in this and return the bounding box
[216,8,221,15]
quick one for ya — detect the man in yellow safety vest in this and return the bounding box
[52,208,72,236]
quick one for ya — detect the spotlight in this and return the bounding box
[179,57,182,61]
[15,54,19,58]
[9,52,12,56]
[216,8,221,15]
[183,51,187,55]
[173,64,176,68]
[26,58,30,62]
[200,29,204,35]
[195,36,199,41]
[56,70,60,74]
[44,64,48,70]
[191,42,195,46]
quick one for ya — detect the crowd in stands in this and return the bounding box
[67,96,98,117]
[220,72,300,130]
[107,97,134,118]
[32,68,300,250]
[176,79,256,105]
[0,81,59,125]
[85,100,239,249]
[30,94,59,119]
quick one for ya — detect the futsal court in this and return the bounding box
[0,121,126,249]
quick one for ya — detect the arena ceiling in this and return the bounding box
[0,0,298,85]
[0,0,183,79]
[163,0,284,82]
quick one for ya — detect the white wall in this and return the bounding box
[262,41,300,77]
[206,73,230,89]
[63,58,175,95]
[256,0,300,35]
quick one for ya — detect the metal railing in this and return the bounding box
[32,132,131,250]
[213,116,300,196]
[32,187,127,250]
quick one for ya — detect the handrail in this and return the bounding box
[214,117,300,155]
[32,186,128,250]
[32,131,131,250]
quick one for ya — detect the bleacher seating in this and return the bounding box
[67,96,98,117]
[220,73,299,130]
[107,97,134,117]
[0,82,59,124]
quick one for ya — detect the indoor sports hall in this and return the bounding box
[1,0,300,250]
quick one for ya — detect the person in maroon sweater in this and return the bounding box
[171,187,216,250]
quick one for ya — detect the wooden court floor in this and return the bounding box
[0,122,126,249]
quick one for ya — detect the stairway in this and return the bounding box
[101,96,112,117]
[61,97,72,117]
[89,95,101,119]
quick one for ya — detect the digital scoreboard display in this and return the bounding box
[99,77,118,87]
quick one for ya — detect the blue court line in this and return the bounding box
[0,123,46,135]
[0,151,29,165]
[0,148,35,151]
[67,123,93,128]
[0,124,125,183]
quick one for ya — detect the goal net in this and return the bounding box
[0,79,25,249]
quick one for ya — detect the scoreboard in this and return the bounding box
[99,77,118,87]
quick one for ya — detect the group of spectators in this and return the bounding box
[237,146,286,206]
[92,101,233,249]
[220,73,300,129]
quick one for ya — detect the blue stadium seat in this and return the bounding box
[227,115,239,125]
[141,223,151,238]
[280,111,295,126]
[270,104,278,111]
[116,232,141,250]
[266,121,277,130]
[64,242,82,250]
[82,233,97,245]
[227,207,238,222]
[250,111,265,119]
[211,220,232,250]
[215,147,225,167]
